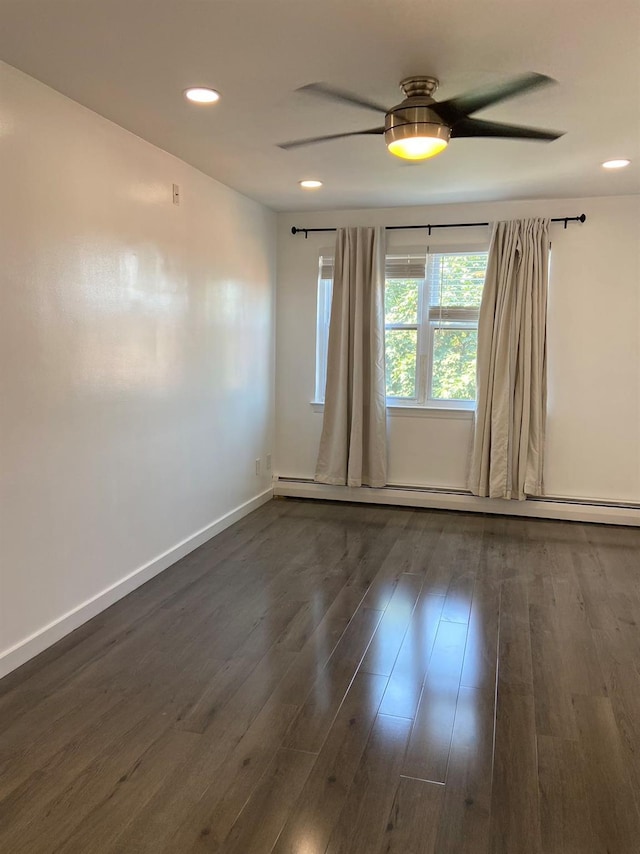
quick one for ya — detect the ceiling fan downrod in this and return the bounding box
[399,76,439,99]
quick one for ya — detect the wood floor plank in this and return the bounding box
[271,584,359,707]
[272,672,388,854]
[274,597,340,653]
[496,577,534,691]
[543,532,609,700]
[116,698,299,854]
[211,748,316,854]
[359,511,444,610]
[421,513,485,595]
[0,706,177,854]
[172,701,301,852]
[323,713,412,854]
[282,606,383,753]
[378,776,443,854]
[550,575,608,698]
[434,685,495,854]
[592,634,640,811]
[401,619,468,782]
[359,573,423,677]
[440,570,476,625]
[488,533,541,854]
[489,684,542,854]
[111,672,299,852]
[460,577,500,693]
[537,735,603,854]
[378,592,445,719]
[475,515,507,584]
[572,694,640,854]
[0,683,125,800]
[55,728,202,854]
[328,508,417,612]
[529,601,577,740]
[0,681,187,833]
[583,524,640,600]
[173,656,259,734]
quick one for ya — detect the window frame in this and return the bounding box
[315,244,488,411]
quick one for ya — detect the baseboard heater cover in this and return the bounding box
[274,477,640,527]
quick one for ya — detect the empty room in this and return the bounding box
[1,0,639,851]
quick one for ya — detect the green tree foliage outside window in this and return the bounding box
[436,253,486,307]
[385,277,419,398]
[431,328,477,400]
[384,278,419,324]
[386,328,417,397]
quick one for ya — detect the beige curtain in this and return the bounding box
[315,226,387,487]
[469,218,549,500]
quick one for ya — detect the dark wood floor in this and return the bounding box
[2,499,640,853]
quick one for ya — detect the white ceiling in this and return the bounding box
[0,0,638,212]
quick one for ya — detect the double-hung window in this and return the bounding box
[316,248,488,408]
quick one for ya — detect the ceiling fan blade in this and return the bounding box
[278,127,385,150]
[451,117,564,141]
[433,72,556,121]
[296,82,389,115]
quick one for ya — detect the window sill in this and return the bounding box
[310,402,475,420]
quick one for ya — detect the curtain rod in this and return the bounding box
[291,213,586,238]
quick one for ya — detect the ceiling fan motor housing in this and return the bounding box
[384,99,451,148]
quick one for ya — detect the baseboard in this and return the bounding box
[0,487,274,680]
[274,478,640,527]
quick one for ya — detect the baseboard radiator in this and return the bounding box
[274,477,640,527]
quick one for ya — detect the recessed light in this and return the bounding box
[299,179,323,189]
[602,159,630,169]
[184,87,221,104]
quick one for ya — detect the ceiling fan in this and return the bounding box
[278,72,564,161]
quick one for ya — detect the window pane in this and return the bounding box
[315,276,333,402]
[385,278,419,324]
[431,327,477,400]
[385,328,417,398]
[431,254,487,307]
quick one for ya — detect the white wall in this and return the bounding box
[276,195,640,504]
[0,61,276,675]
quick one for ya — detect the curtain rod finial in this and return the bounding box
[291,226,298,235]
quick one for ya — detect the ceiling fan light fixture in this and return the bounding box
[384,104,451,160]
[387,135,448,160]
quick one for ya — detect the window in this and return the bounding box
[315,255,333,404]
[315,248,488,408]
